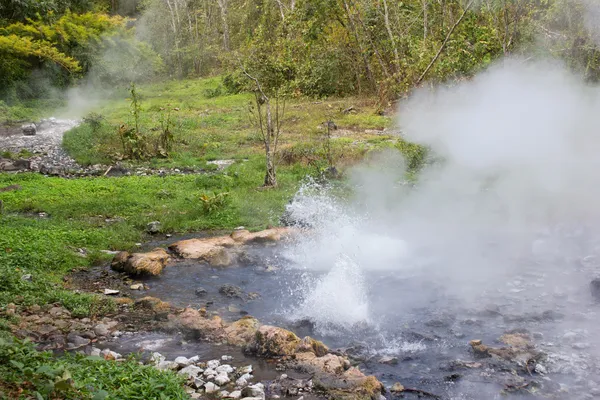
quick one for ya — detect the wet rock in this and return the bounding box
[220,284,244,298]
[66,332,90,348]
[169,236,236,266]
[297,352,350,375]
[101,349,122,360]
[130,284,143,290]
[111,248,170,276]
[295,336,329,357]
[247,325,300,357]
[241,384,265,399]
[167,307,225,339]
[21,123,36,136]
[94,324,110,337]
[378,356,398,365]
[134,296,171,313]
[147,221,161,234]
[390,382,405,393]
[230,228,292,244]
[195,287,207,297]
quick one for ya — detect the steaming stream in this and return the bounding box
[131,60,600,399]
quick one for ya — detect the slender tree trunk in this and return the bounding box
[275,0,286,20]
[422,0,428,39]
[341,0,375,90]
[216,0,230,50]
[382,0,400,73]
[416,0,474,84]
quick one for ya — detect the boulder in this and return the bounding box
[0,158,30,171]
[111,248,170,276]
[21,123,36,135]
[247,325,300,357]
[225,316,261,346]
[134,296,171,313]
[169,236,235,266]
[295,352,346,374]
[230,227,292,244]
[168,307,225,339]
[295,336,329,357]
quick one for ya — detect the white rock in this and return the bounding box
[215,374,231,385]
[179,365,203,378]
[207,359,220,369]
[220,391,230,397]
[240,373,252,381]
[203,368,217,377]
[222,355,233,361]
[100,349,122,359]
[156,361,178,371]
[227,391,242,399]
[242,384,265,399]
[189,355,200,363]
[103,288,120,295]
[192,378,206,389]
[204,382,220,394]
[190,393,202,399]
[535,364,548,375]
[174,356,191,367]
[130,284,143,290]
[151,352,165,365]
[239,365,253,374]
[90,347,102,357]
[216,364,234,374]
[236,377,248,387]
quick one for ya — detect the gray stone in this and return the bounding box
[192,377,206,389]
[66,332,90,348]
[94,324,110,336]
[179,365,203,378]
[241,384,265,399]
[195,287,207,297]
[147,221,161,234]
[215,374,231,385]
[156,361,178,370]
[21,123,36,136]
[21,274,32,281]
[219,284,244,298]
[207,359,220,369]
[216,364,234,374]
[174,356,192,367]
[204,382,220,394]
[226,391,242,399]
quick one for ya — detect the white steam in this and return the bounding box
[286,58,600,335]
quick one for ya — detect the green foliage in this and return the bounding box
[199,191,230,214]
[0,334,188,399]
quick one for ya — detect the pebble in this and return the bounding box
[222,355,233,361]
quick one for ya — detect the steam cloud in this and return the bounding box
[287,57,600,335]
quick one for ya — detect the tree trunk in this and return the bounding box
[264,100,277,186]
[216,0,230,50]
[341,0,376,90]
[382,0,400,73]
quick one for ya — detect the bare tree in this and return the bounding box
[243,70,285,187]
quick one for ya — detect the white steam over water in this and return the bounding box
[285,58,600,335]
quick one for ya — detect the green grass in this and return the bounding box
[0,333,188,399]
[0,99,66,124]
[62,76,394,167]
